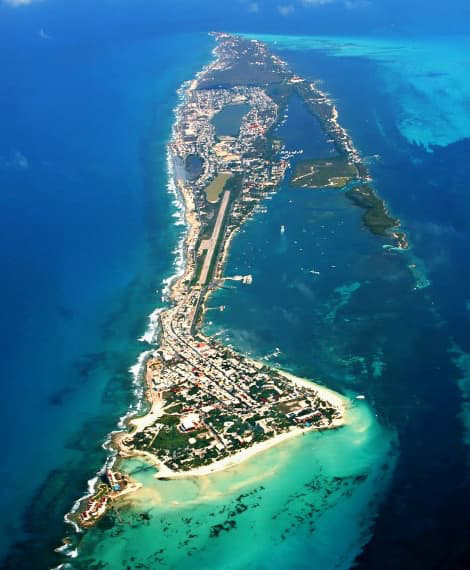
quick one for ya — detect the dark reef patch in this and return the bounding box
[209,519,237,538]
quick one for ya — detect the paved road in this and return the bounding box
[199,189,230,285]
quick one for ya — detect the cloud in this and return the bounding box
[302,0,370,6]
[302,0,334,4]
[278,4,295,15]
[239,0,262,13]
[0,151,29,171]
[344,0,370,8]
[39,27,51,39]
[247,2,260,12]
[2,0,43,6]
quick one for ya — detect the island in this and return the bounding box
[68,32,405,529]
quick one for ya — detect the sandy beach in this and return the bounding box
[277,369,349,420]
[143,369,347,481]
[152,426,333,480]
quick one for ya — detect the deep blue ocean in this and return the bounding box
[1,1,470,569]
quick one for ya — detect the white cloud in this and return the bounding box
[39,27,51,39]
[344,0,370,8]
[2,0,43,6]
[247,2,260,12]
[302,0,336,5]
[302,0,370,6]
[278,4,295,15]
[239,0,262,13]
[0,151,29,171]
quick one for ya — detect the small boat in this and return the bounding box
[280,225,285,234]
[356,395,366,400]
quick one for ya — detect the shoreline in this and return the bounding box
[153,419,342,480]
[64,32,349,537]
[136,367,348,481]
[276,369,349,416]
[155,370,347,480]
[112,363,348,483]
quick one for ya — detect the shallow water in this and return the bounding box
[75,401,395,570]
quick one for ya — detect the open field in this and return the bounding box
[204,172,232,203]
[291,157,358,188]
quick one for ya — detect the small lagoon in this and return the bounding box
[212,103,251,137]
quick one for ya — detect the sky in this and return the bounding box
[0,0,469,37]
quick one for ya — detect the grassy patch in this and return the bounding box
[204,173,232,203]
[291,157,358,188]
[158,414,180,427]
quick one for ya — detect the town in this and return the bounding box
[120,338,342,472]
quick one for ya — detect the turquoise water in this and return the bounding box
[74,401,396,570]
[228,34,470,568]
[204,180,411,391]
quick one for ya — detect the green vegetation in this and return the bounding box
[191,174,236,283]
[151,425,191,452]
[198,38,283,89]
[193,436,211,450]
[294,83,334,124]
[345,184,399,236]
[291,157,358,188]
[243,136,268,159]
[93,483,109,500]
[158,414,179,427]
[204,172,232,203]
[224,173,243,197]
[191,250,207,286]
[264,82,293,160]
[292,83,352,157]
[266,81,293,108]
